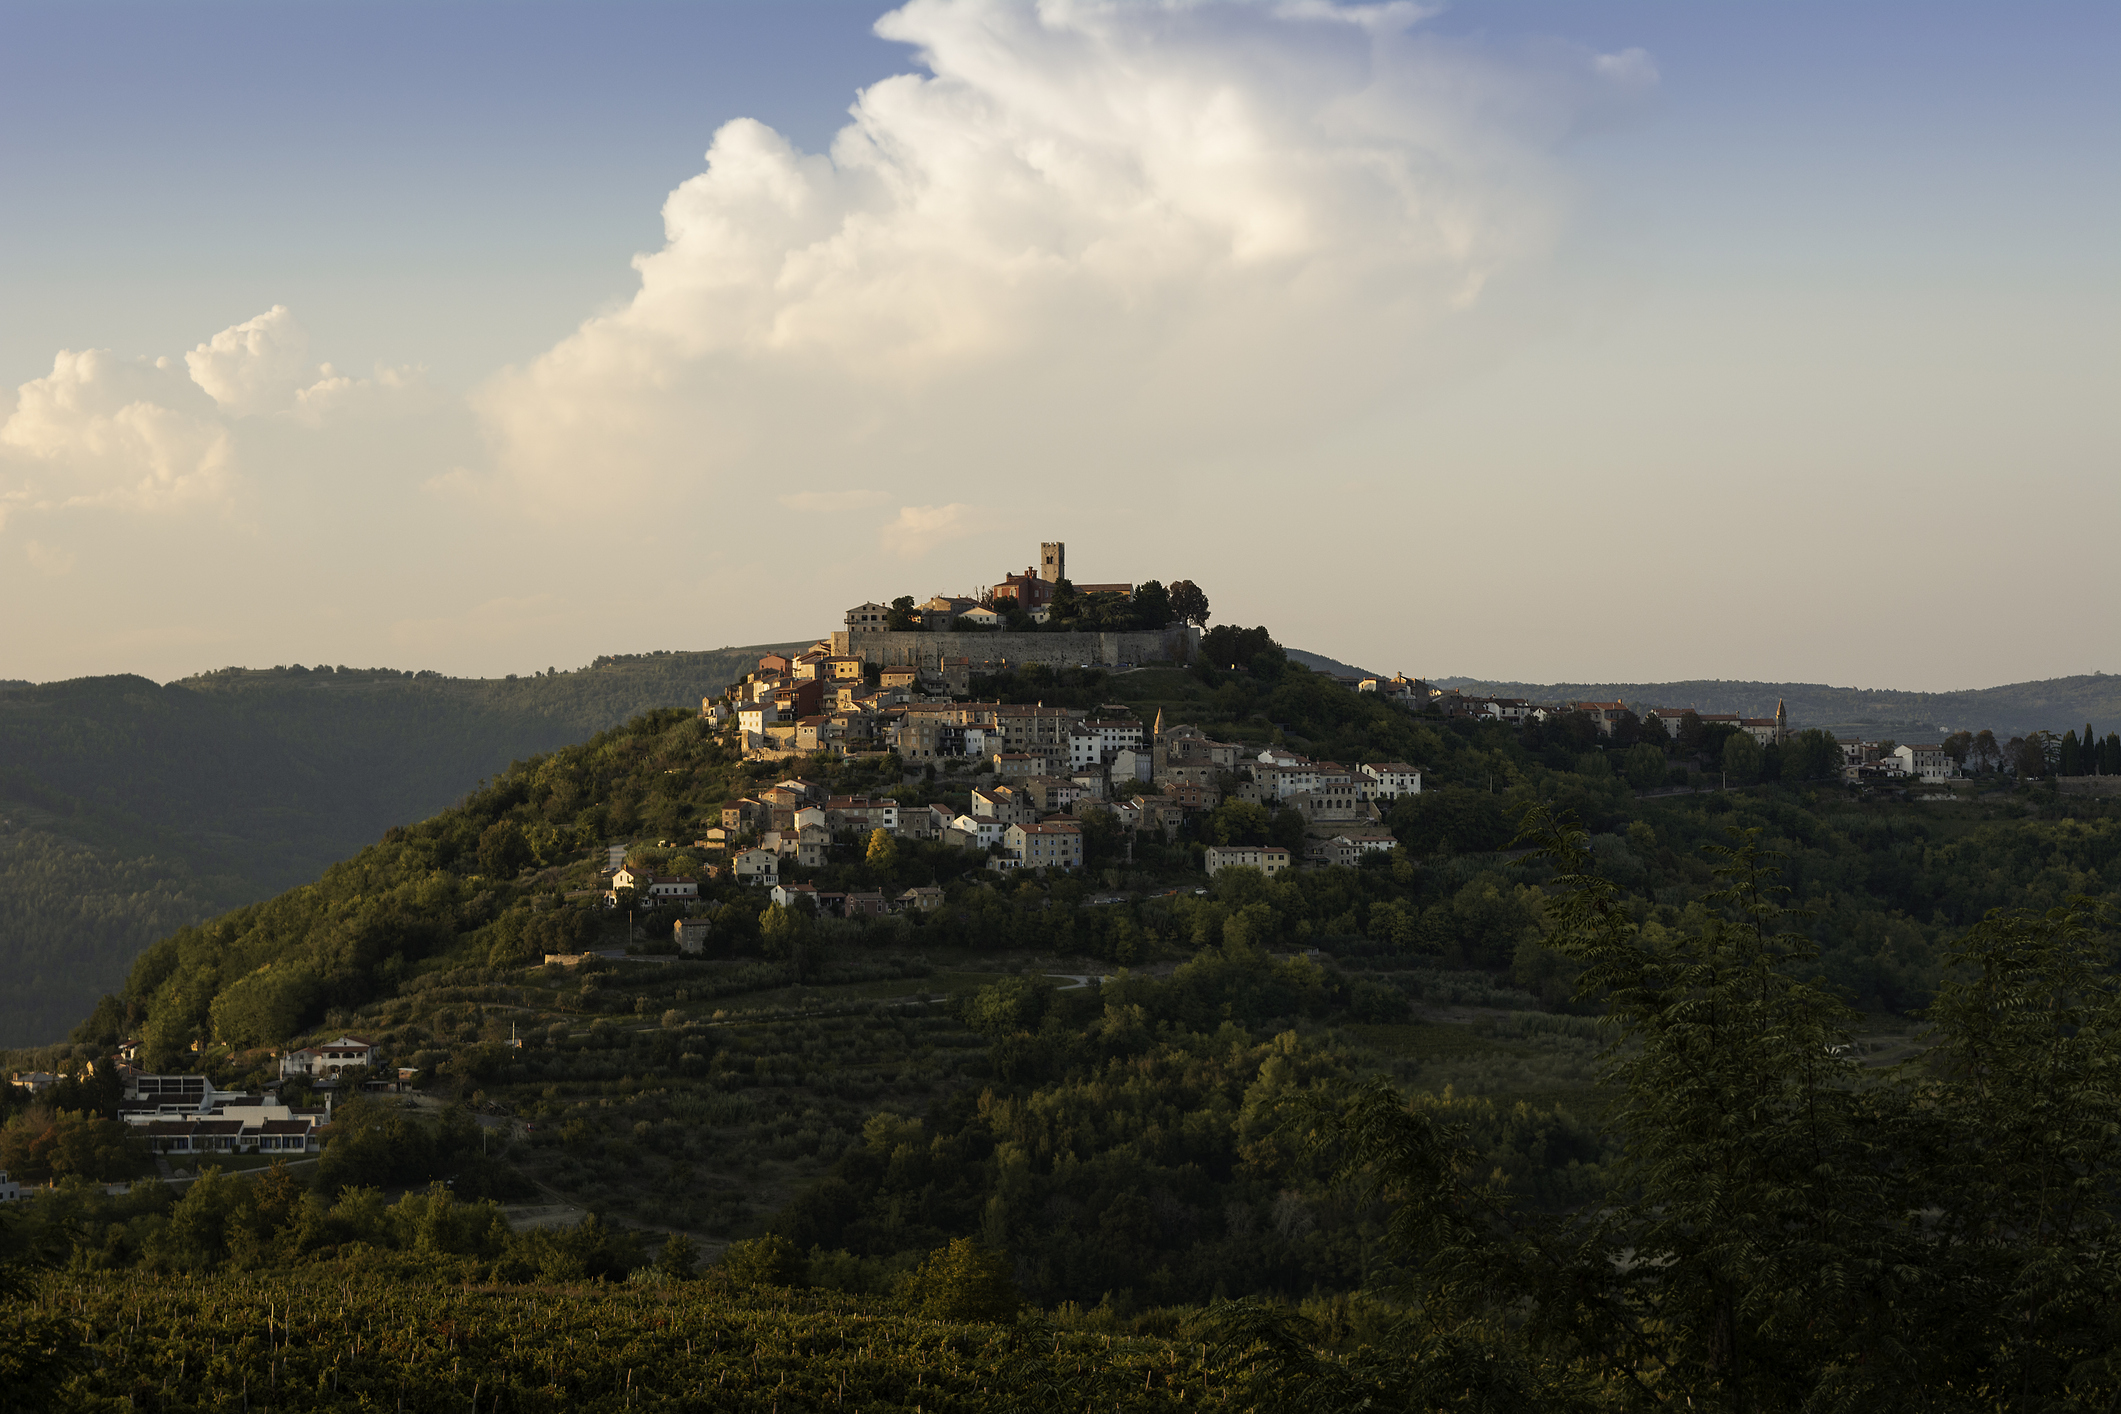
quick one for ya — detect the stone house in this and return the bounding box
[1004,820,1084,871]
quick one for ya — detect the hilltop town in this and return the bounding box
[671,540,2011,902]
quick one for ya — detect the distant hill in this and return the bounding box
[1431,673,2121,740]
[1287,648,1380,679]
[0,643,803,1046]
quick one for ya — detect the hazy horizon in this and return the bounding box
[4,0,2114,694]
[10,644,2118,708]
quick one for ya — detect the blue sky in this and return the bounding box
[2,1,2114,690]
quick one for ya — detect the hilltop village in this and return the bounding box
[669,540,1974,903]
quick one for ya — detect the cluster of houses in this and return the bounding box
[648,686,1426,902]
[1358,678,1806,748]
[115,1035,392,1160]
[2,1036,397,1186]
[1351,680,1961,783]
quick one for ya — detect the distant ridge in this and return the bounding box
[1287,648,1380,679]
[0,640,805,1046]
[1430,673,2121,740]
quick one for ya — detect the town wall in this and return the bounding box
[831,625,1196,672]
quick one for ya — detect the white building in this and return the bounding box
[279,1036,375,1081]
[1204,845,1291,878]
[1067,724,1104,771]
[953,814,1006,850]
[1893,744,1954,781]
[731,848,780,883]
[1477,699,1538,726]
[1088,718,1144,759]
[1358,763,1423,800]
[1111,747,1153,783]
[738,701,780,735]
[612,868,698,905]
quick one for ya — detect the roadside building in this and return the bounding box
[1204,845,1291,878]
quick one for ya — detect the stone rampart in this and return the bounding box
[833,626,1195,672]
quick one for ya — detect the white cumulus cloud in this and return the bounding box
[0,349,232,512]
[1,308,425,527]
[477,0,1652,514]
[185,304,314,416]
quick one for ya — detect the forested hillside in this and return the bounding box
[1434,670,2121,740]
[21,647,2120,1068]
[6,640,2121,1406]
[0,644,802,1045]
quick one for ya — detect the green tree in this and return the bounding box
[1620,742,1668,792]
[1076,805,1123,867]
[1782,727,1842,782]
[0,1107,147,1184]
[1209,800,1271,845]
[1168,579,1210,629]
[897,1237,1021,1323]
[1721,730,1764,784]
[886,596,919,630]
[655,1232,699,1281]
[1201,625,1282,676]
[758,903,814,980]
[1224,812,2121,1410]
[962,976,1054,1037]
[1130,579,1173,628]
[719,1233,806,1287]
[865,828,898,873]
[1676,709,1708,755]
[476,821,531,877]
[1971,728,2001,773]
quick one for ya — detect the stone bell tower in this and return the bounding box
[1039,541,1065,583]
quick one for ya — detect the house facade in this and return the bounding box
[1204,845,1291,878]
[1002,820,1084,871]
[731,848,780,883]
[279,1036,375,1080]
[1358,763,1423,800]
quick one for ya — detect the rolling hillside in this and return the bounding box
[0,643,802,1045]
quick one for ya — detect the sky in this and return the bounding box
[1,0,2114,694]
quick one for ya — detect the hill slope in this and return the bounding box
[1432,673,2121,740]
[0,643,803,1045]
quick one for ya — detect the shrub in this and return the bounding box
[719,1233,806,1287]
[896,1238,1020,1323]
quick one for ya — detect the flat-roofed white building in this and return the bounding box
[1204,845,1291,878]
